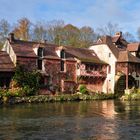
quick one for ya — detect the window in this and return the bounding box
[85,64,99,71]
[94,65,98,71]
[136,80,139,88]
[109,53,111,57]
[38,59,42,70]
[60,50,65,59]
[85,64,90,71]
[77,63,80,69]
[38,48,43,57]
[61,60,65,71]
[108,65,111,74]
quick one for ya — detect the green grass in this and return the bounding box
[0,93,114,104]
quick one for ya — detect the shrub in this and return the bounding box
[13,65,41,96]
[79,85,86,91]
[79,85,89,94]
[22,86,37,96]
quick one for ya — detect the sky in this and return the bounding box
[0,0,140,38]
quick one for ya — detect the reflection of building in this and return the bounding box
[1,32,140,93]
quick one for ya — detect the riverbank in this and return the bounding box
[120,89,140,101]
[0,93,114,104]
[121,92,140,101]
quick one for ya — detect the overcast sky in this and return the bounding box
[0,0,140,38]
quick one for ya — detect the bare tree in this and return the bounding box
[46,20,65,43]
[32,21,47,41]
[79,26,96,47]
[0,19,10,43]
[137,27,140,41]
[123,32,135,42]
[97,22,121,36]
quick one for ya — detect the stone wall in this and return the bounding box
[61,80,77,93]
[44,58,61,88]
[65,60,77,81]
[78,77,105,93]
[44,58,77,92]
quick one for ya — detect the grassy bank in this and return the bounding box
[120,89,140,101]
[0,93,114,104]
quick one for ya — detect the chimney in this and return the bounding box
[41,39,47,44]
[115,31,122,37]
[8,33,15,42]
[44,39,47,44]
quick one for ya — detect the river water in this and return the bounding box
[0,100,140,140]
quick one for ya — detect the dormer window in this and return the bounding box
[60,49,65,59]
[38,47,43,57]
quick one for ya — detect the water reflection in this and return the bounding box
[0,100,140,140]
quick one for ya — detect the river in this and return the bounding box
[0,100,140,140]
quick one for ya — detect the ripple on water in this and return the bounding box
[0,100,140,140]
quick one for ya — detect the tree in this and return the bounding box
[79,26,96,48]
[123,32,135,42]
[97,22,121,36]
[46,20,65,43]
[0,19,10,42]
[32,21,47,41]
[13,18,31,40]
[13,65,41,96]
[62,24,80,47]
[0,19,10,49]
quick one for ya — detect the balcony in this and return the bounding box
[80,70,107,77]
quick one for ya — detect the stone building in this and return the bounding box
[0,51,14,88]
[1,33,107,93]
[90,32,140,94]
[1,32,140,94]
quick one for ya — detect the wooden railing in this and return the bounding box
[80,70,107,77]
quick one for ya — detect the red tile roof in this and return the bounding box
[10,40,37,58]
[9,38,106,64]
[65,47,107,64]
[117,50,140,63]
[10,40,59,58]
[0,51,15,72]
[127,43,140,52]
[100,36,120,58]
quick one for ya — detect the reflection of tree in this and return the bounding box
[114,100,140,120]
[114,100,126,113]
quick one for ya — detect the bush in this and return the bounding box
[13,65,41,96]
[79,85,86,91]
[22,86,37,96]
[79,85,89,94]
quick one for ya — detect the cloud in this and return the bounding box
[0,0,140,37]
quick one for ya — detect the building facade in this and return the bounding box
[90,32,140,94]
[1,33,107,93]
[1,32,140,94]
